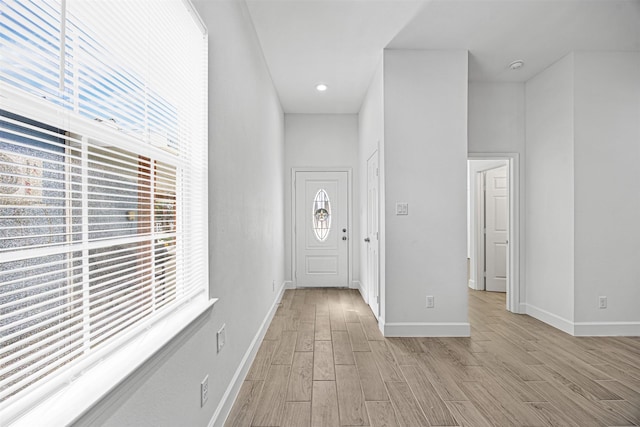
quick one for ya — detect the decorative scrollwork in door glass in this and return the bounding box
[312,189,331,241]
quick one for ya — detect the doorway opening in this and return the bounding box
[467,154,520,313]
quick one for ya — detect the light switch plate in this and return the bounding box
[396,203,409,215]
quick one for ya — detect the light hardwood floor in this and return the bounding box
[224,288,640,427]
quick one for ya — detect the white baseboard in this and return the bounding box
[383,322,470,337]
[525,303,640,336]
[353,281,366,300]
[524,303,574,335]
[208,282,286,427]
[573,321,640,337]
[284,280,294,289]
[468,279,476,290]
[377,316,385,335]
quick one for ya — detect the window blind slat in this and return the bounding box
[0,322,84,375]
[0,0,207,417]
[0,345,85,402]
[0,256,158,320]
[0,0,63,102]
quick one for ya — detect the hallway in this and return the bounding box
[225,288,640,426]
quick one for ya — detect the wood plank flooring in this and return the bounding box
[225,288,640,427]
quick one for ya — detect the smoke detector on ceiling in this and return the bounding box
[508,60,525,70]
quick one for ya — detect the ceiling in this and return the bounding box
[245,0,640,114]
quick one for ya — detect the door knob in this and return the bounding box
[342,236,347,241]
[342,228,347,233]
[364,237,370,242]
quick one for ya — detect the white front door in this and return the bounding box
[366,152,380,317]
[294,171,349,287]
[484,166,508,292]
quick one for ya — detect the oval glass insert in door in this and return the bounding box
[312,189,331,241]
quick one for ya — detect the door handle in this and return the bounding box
[342,236,347,241]
[364,237,370,243]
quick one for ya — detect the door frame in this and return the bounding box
[468,153,520,313]
[291,167,353,288]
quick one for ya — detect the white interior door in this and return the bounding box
[366,152,380,318]
[484,166,508,292]
[295,171,348,287]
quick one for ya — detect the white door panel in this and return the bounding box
[366,152,380,318]
[485,166,508,292]
[295,171,348,287]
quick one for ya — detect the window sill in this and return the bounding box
[6,297,218,427]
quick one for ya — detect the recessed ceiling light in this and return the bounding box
[509,60,525,70]
[315,83,328,92]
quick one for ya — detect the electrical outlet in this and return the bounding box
[217,324,226,353]
[426,295,434,308]
[598,296,607,309]
[200,375,209,407]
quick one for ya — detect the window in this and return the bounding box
[0,0,208,422]
[312,189,331,241]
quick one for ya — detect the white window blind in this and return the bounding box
[0,0,208,421]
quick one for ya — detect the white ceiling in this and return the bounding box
[245,0,640,114]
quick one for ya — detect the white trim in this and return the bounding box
[354,280,367,302]
[354,281,366,300]
[573,322,640,337]
[524,304,640,336]
[377,316,386,336]
[382,322,470,337]
[468,279,477,290]
[474,166,487,292]
[524,303,574,335]
[208,282,286,427]
[291,167,353,289]
[8,297,217,427]
[181,0,207,35]
[351,280,362,291]
[468,153,521,314]
[283,280,295,290]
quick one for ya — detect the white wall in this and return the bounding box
[525,51,640,336]
[383,50,469,336]
[358,59,384,310]
[525,54,575,331]
[72,1,286,425]
[468,83,525,154]
[284,114,360,286]
[573,52,640,331]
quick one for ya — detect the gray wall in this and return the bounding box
[525,53,576,330]
[382,49,469,335]
[573,52,640,330]
[525,51,640,335]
